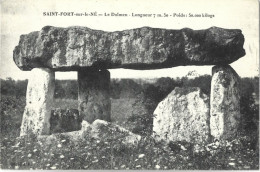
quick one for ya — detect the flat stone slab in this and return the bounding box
[14,26,245,71]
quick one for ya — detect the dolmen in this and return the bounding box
[13,26,245,144]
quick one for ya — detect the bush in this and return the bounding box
[239,77,259,137]
[182,75,211,96]
[0,95,26,137]
[128,92,156,136]
[128,79,181,136]
[1,78,28,97]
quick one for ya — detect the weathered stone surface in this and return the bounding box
[38,119,141,146]
[13,26,245,71]
[50,108,82,134]
[210,65,240,140]
[20,68,55,136]
[78,69,111,123]
[153,87,210,144]
[81,120,141,145]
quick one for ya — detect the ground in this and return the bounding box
[0,95,259,170]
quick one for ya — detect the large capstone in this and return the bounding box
[78,69,111,124]
[153,87,210,144]
[13,26,245,71]
[20,68,55,136]
[210,65,240,140]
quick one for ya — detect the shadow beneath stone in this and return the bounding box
[50,108,83,134]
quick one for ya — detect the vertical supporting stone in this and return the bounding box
[78,69,111,125]
[20,68,55,136]
[210,65,240,140]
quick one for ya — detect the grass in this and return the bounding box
[0,133,259,170]
[111,98,136,130]
[52,99,78,109]
[0,95,259,170]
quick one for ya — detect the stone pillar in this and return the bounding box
[78,69,111,125]
[20,68,55,136]
[210,65,240,140]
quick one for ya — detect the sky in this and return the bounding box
[0,0,259,80]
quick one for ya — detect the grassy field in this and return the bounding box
[1,128,259,170]
[0,95,259,170]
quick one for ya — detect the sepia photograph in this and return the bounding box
[0,0,259,170]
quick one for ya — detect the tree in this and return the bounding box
[240,77,259,133]
[182,75,211,96]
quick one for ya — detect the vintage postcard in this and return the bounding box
[0,0,259,170]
